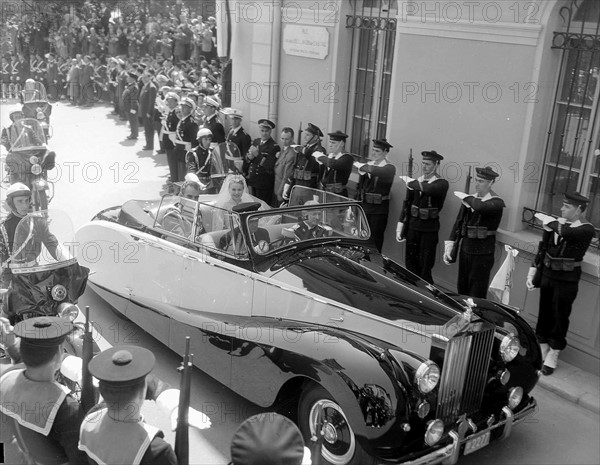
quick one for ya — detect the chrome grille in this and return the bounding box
[436,323,495,424]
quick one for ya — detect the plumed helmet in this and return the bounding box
[197,127,213,140]
[6,182,31,200]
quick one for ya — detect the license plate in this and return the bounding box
[464,431,490,455]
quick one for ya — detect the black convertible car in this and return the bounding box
[74,187,540,465]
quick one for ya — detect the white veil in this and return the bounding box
[213,174,254,210]
[211,174,273,231]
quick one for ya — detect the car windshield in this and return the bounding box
[241,202,371,256]
[10,210,77,273]
[7,118,47,151]
[288,186,350,206]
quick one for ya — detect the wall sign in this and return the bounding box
[283,24,329,60]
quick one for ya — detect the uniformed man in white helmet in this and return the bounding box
[1,183,33,289]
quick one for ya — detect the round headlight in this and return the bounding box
[29,156,39,164]
[31,163,42,175]
[424,419,444,446]
[415,361,440,394]
[508,386,523,409]
[499,335,520,362]
[51,284,67,301]
[57,303,79,321]
[417,400,430,419]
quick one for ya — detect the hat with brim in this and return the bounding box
[372,138,393,151]
[305,123,323,138]
[223,108,243,119]
[421,150,443,162]
[258,119,275,130]
[328,130,348,142]
[14,317,74,348]
[230,413,305,465]
[127,71,138,80]
[165,91,180,102]
[475,166,499,181]
[180,96,196,111]
[204,96,220,109]
[89,345,155,388]
[563,191,589,208]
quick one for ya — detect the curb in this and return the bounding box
[534,364,600,415]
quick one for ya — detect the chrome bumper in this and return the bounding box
[399,397,538,465]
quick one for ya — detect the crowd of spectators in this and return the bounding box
[1,0,224,103]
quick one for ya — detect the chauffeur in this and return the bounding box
[397,150,449,284]
[244,119,280,204]
[527,192,595,375]
[282,123,324,200]
[354,139,396,252]
[79,345,211,465]
[174,96,199,182]
[443,166,505,298]
[314,130,354,198]
[0,316,88,465]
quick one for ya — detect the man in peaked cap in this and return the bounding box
[230,412,312,465]
[396,150,449,284]
[201,95,225,143]
[79,345,211,465]
[140,68,158,151]
[161,91,181,188]
[282,123,325,200]
[527,192,595,376]
[244,119,280,204]
[0,317,89,464]
[224,107,252,167]
[443,166,505,298]
[354,139,396,252]
[313,130,354,198]
[123,70,140,139]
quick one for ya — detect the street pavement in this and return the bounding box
[1,97,599,464]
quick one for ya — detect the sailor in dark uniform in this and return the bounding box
[174,97,199,182]
[79,345,211,465]
[244,119,280,204]
[282,123,324,200]
[201,95,225,143]
[354,139,396,252]
[397,150,449,283]
[314,130,354,197]
[0,317,88,465]
[526,192,596,375]
[161,91,181,188]
[443,166,505,298]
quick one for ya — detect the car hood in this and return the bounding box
[269,246,463,327]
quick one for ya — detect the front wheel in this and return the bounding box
[298,384,373,465]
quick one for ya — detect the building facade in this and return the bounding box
[224,0,600,373]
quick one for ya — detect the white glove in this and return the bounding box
[301,447,312,465]
[184,172,201,184]
[312,151,326,164]
[130,109,137,114]
[396,222,405,242]
[398,176,415,185]
[353,161,366,172]
[156,389,212,431]
[443,240,455,265]
[282,183,291,201]
[454,191,469,200]
[534,213,555,231]
[526,266,537,291]
[557,216,567,225]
